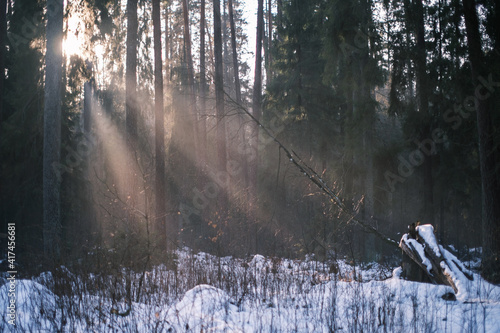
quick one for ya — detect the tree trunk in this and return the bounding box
[361,0,375,260]
[125,0,138,232]
[228,0,241,104]
[413,0,435,226]
[253,0,264,126]
[266,0,273,83]
[401,0,434,225]
[182,0,200,168]
[228,0,249,214]
[357,0,375,224]
[124,0,139,313]
[0,0,6,124]
[83,62,93,134]
[126,0,138,142]
[223,0,230,88]
[276,0,282,41]
[250,0,264,253]
[153,0,168,250]
[82,61,94,243]
[43,0,64,259]
[463,0,500,281]
[199,0,207,171]
[214,0,228,209]
[490,0,500,56]
[182,0,195,92]
[164,2,170,85]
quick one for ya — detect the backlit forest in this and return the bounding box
[1,0,499,283]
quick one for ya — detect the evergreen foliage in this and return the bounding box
[0,0,498,281]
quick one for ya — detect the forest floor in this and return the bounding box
[0,247,499,332]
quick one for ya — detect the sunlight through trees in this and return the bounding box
[0,0,499,284]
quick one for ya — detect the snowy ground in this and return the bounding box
[1,248,499,332]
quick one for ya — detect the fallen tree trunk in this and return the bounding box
[400,224,473,296]
[226,93,400,250]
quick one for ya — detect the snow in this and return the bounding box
[416,224,442,258]
[0,280,57,332]
[440,245,473,278]
[165,284,240,332]
[249,254,267,269]
[401,233,434,274]
[0,249,499,332]
[392,266,403,278]
[439,245,484,302]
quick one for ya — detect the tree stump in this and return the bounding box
[399,224,473,295]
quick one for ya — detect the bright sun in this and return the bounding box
[62,14,84,57]
[63,33,82,56]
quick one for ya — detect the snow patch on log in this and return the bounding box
[439,246,475,301]
[401,233,433,274]
[416,224,441,258]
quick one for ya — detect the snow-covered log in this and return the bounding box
[399,224,473,296]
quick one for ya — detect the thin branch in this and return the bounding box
[93,167,147,219]
[224,91,400,249]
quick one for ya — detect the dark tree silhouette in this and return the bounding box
[43,0,64,259]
